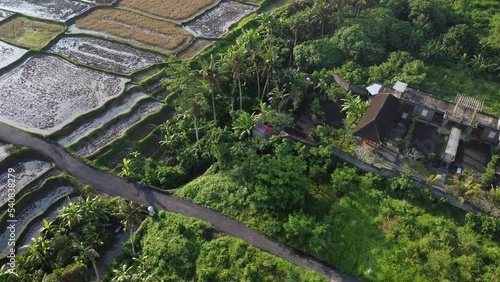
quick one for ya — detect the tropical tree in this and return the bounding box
[177,90,209,143]
[341,92,369,126]
[222,45,247,110]
[117,201,144,257]
[59,202,83,230]
[120,158,132,180]
[232,110,255,140]
[22,236,49,272]
[261,43,281,99]
[86,248,100,281]
[237,29,263,98]
[199,54,221,122]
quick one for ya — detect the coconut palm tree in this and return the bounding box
[177,89,209,143]
[238,29,263,99]
[199,54,221,122]
[341,92,369,125]
[261,44,281,100]
[117,201,144,257]
[222,45,247,110]
[86,248,101,281]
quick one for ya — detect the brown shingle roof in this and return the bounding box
[353,94,401,143]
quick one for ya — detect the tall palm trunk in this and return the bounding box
[210,89,216,122]
[193,115,199,142]
[256,70,261,99]
[130,228,136,257]
[238,77,243,110]
[262,70,270,100]
[92,260,100,281]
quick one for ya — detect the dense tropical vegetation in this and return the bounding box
[106,212,326,281]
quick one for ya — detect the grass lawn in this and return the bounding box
[404,159,435,177]
[0,15,65,49]
[422,65,500,116]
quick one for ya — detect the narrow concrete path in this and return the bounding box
[0,122,358,281]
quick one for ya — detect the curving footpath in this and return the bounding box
[0,122,358,282]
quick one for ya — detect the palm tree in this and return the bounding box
[199,54,221,122]
[177,90,209,142]
[261,44,281,99]
[354,0,369,17]
[222,46,247,110]
[310,0,329,35]
[238,29,263,99]
[341,92,369,125]
[117,201,144,257]
[419,39,446,63]
[59,202,83,230]
[232,110,255,140]
[86,248,101,281]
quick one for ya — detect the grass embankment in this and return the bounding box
[0,15,64,49]
[120,0,218,21]
[75,9,191,53]
[107,211,326,281]
[176,170,500,281]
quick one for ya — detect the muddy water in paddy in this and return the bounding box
[75,101,163,156]
[184,1,257,38]
[49,36,166,74]
[0,186,74,257]
[0,55,129,135]
[0,161,53,207]
[16,196,78,255]
[0,142,12,161]
[0,0,92,22]
[0,10,13,21]
[0,41,28,70]
[57,92,150,147]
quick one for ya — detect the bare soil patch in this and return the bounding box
[0,0,92,22]
[0,55,128,134]
[184,1,257,38]
[0,15,65,49]
[75,9,191,52]
[0,40,28,69]
[120,0,218,21]
[48,36,166,74]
